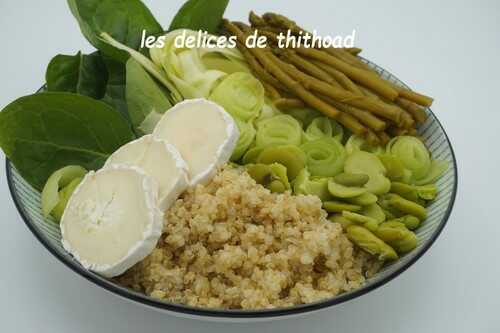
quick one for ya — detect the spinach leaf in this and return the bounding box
[0,92,135,190]
[67,0,163,62]
[101,57,129,122]
[169,0,229,33]
[126,58,172,135]
[46,51,107,99]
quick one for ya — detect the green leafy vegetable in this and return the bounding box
[67,0,163,62]
[169,0,229,33]
[231,119,256,161]
[46,51,106,99]
[414,160,449,185]
[0,92,135,190]
[101,56,129,121]
[300,138,346,177]
[125,58,172,135]
[150,29,247,99]
[100,32,181,103]
[303,117,343,142]
[41,165,87,220]
[256,114,303,148]
[209,72,264,121]
[386,136,431,180]
[345,135,384,155]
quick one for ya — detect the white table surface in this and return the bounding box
[0,0,498,332]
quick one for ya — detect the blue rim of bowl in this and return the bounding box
[6,76,458,319]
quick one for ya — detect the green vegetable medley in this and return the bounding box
[0,0,448,265]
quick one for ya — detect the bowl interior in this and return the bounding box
[6,60,457,318]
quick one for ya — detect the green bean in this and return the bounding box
[390,182,438,202]
[293,169,332,201]
[375,221,418,254]
[327,179,367,198]
[328,214,354,230]
[342,211,379,232]
[382,193,427,220]
[334,172,369,187]
[323,200,362,213]
[246,163,290,193]
[360,204,386,223]
[346,192,378,206]
[346,225,398,261]
[388,215,421,230]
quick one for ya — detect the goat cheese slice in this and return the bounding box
[104,134,189,211]
[153,98,239,186]
[60,166,163,278]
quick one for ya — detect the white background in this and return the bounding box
[0,0,499,332]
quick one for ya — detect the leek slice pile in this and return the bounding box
[300,138,346,177]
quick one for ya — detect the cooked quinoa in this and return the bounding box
[116,167,379,309]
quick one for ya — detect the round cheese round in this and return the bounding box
[60,166,163,278]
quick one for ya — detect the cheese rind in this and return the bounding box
[60,166,163,278]
[104,134,189,211]
[153,98,239,186]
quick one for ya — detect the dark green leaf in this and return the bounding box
[169,0,229,33]
[125,58,172,135]
[46,51,107,99]
[0,92,135,190]
[67,0,163,62]
[101,57,129,122]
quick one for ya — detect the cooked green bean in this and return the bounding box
[381,193,427,220]
[375,221,418,254]
[346,192,378,206]
[342,211,379,232]
[293,169,332,201]
[346,225,398,261]
[323,200,362,213]
[328,179,367,198]
[334,172,369,187]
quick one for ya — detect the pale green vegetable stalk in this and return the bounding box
[300,138,346,177]
[414,160,449,185]
[209,72,264,121]
[41,166,87,221]
[386,136,431,181]
[231,119,256,161]
[125,58,172,135]
[303,117,344,142]
[149,29,249,99]
[99,32,182,103]
[345,135,385,155]
[256,114,303,147]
